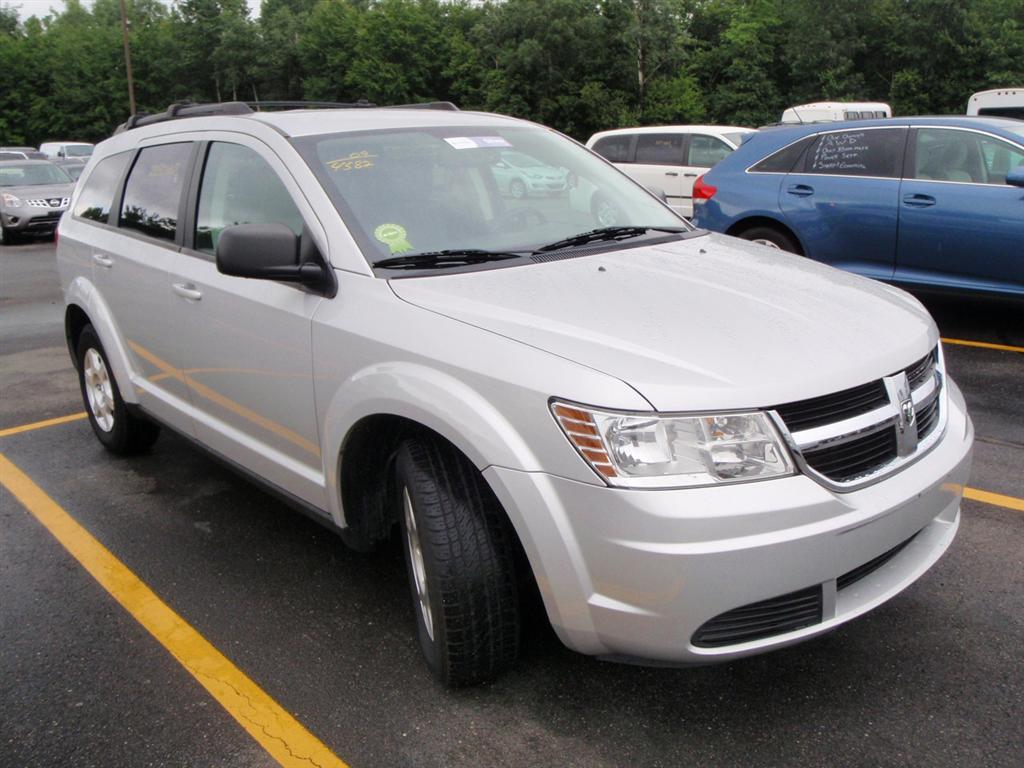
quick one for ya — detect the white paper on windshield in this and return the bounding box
[443,136,512,150]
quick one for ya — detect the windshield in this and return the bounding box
[0,163,72,186]
[65,145,93,158]
[292,125,688,266]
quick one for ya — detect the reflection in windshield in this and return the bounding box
[293,126,688,266]
[0,163,73,186]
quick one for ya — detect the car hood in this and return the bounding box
[522,166,565,178]
[2,183,74,200]
[389,233,937,411]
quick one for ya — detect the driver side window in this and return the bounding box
[195,143,305,254]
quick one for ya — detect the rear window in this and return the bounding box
[119,143,192,241]
[748,136,815,173]
[74,152,132,223]
[800,128,905,178]
[592,135,632,163]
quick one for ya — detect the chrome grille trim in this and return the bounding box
[770,344,947,492]
[26,197,69,209]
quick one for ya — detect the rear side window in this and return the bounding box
[74,152,131,224]
[592,135,632,163]
[119,143,192,241]
[195,143,304,254]
[748,136,815,173]
[913,128,1024,185]
[687,135,734,168]
[635,134,684,165]
[801,128,905,178]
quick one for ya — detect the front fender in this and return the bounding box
[320,362,545,527]
[64,276,139,404]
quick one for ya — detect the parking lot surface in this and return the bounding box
[2,240,1022,768]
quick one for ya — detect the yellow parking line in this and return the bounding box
[963,487,1024,513]
[0,453,349,768]
[0,412,87,439]
[941,337,1024,354]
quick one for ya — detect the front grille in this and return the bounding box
[692,585,823,648]
[915,395,940,438]
[773,379,888,431]
[26,197,69,208]
[837,533,917,591]
[801,426,898,483]
[905,349,937,390]
[775,345,943,488]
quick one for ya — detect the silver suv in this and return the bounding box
[58,102,973,686]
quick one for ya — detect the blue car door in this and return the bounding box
[779,127,908,280]
[896,126,1024,294]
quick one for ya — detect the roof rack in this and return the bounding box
[115,99,460,133]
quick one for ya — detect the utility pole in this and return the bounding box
[118,0,137,115]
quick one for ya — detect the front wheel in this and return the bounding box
[395,436,520,687]
[76,324,160,454]
[509,179,527,199]
[738,225,800,254]
[0,227,18,245]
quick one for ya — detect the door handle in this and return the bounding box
[172,283,203,301]
[902,193,936,208]
[665,171,679,177]
[683,172,698,178]
[92,253,113,268]
[786,184,814,197]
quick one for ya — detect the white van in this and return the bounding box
[966,88,1024,120]
[780,102,891,124]
[39,141,94,160]
[586,125,755,217]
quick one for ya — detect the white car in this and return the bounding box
[58,102,972,686]
[39,141,94,161]
[586,125,755,217]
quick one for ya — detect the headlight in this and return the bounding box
[2,193,21,207]
[551,401,795,489]
[529,173,543,179]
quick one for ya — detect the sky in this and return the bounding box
[8,0,263,20]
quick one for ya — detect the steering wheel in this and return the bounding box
[491,206,547,231]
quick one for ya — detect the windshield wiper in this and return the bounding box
[534,225,689,253]
[374,249,525,270]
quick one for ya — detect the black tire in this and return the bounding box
[509,179,527,199]
[738,225,800,254]
[1,227,19,245]
[76,324,160,454]
[394,436,520,687]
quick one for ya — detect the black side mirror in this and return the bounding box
[216,222,330,291]
[1007,166,1024,188]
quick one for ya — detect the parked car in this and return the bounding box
[0,159,74,243]
[54,158,87,181]
[587,126,756,217]
[40,141,94,160]
[58,102,972,686]
[779,102,892,124]
[691,116,1024,298]
[967,87,1024,120]
[1,146,47,160]
[489,149,567,197]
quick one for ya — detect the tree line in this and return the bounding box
[0,0,1021,146]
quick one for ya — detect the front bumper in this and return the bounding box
[2,208,66,233]
[484,381,973,665]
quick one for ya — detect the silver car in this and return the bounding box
[57,103,973,686]
[1,160,74,243]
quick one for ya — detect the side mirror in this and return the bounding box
[216,222,328,289]
[1007,166,1024,188]
[646,186,670,204]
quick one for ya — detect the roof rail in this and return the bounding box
[114,99,460,133]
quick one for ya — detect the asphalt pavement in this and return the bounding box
[1,240,1022,768]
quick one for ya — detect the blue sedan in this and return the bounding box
[691,116,1024,297]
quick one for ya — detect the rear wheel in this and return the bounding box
[76,324,160,454]
[394,436,520,687]
[738,225,800,254]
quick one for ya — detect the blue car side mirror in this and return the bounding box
[1007,166,1024,188]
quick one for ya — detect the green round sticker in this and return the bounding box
[374,223,413,254]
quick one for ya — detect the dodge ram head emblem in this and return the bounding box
[900,398,916,431]
[884,372,919,456]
